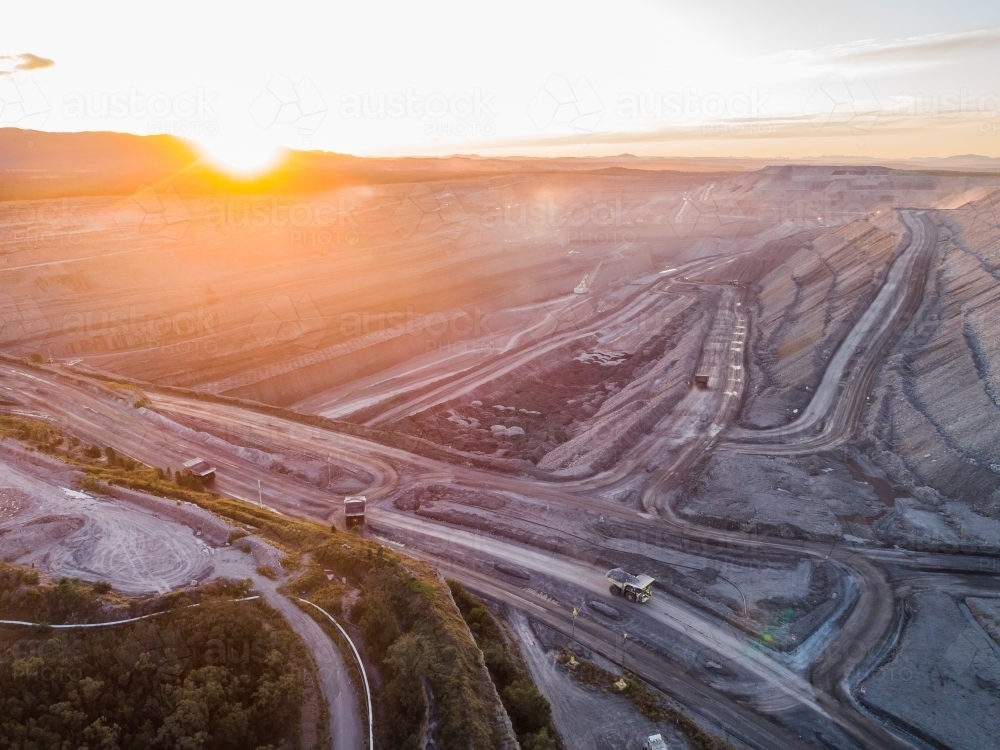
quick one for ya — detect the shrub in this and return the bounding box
[176,469,205,492]
[501,680,552,735]
[522,728,559,750]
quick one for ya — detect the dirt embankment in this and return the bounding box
[860,195,1000,515]
[740,216,905,428]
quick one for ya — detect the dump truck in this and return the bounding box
[183,458,216,483]
[643,735,668,750]
[694,373,710,389]
[344,495,367,526]
[606,568,654,603]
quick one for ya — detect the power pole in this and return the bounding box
[621,632,628,676]
[257,479,263,507]
[571,607,578,645]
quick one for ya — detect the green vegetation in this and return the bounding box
[556,649,728,750]
[0,416,212,505]
[448,581,558,749]
[295,542,507,749]
[0,565,307,750]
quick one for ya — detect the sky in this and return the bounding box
[3,0,1000,171]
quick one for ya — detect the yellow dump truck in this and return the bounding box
[344,495,367,526]
[606,568,654,603]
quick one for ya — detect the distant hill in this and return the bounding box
[3,127,999,200]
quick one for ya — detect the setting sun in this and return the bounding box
[198,138,286,177]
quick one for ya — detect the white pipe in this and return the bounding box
[0,596,260,629]
[299,598,374,750]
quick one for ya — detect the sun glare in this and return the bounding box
[199,138,286,177]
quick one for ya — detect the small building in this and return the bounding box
[183,458,216,482]
[694,373,710,389]
[344,495,367,526]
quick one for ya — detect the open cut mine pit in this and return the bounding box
[4,129,1000,750]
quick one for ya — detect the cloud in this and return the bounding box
[12,53,54,71]
[765,28,1000,71]
[474,109,961,155]
[0,53,54,77]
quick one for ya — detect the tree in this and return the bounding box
[501,679,551,735]
[522,728,558,750]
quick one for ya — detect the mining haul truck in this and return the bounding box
[694,373,710,388]
[183,458,216,483]
[344,495,367,526]
[606,568,654,603]
[643,735,668,750]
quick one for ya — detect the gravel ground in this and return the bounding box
[861,591,1000,750]
[680,452,884,540]
[0,447,215,593]
[508,609,692,750]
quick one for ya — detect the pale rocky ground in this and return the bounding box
[862,193,1000,516]
[739,215,904,428]
[0,441,228,593]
